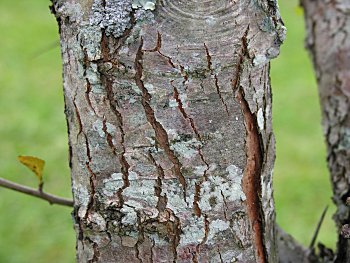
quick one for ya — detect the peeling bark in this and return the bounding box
[51,0,285,261]
[302,1,350,262]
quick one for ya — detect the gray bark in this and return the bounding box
[302,0,350,262]
[51,0,285,262]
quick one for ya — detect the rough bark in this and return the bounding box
[51,0,285,262]
[302,0,350,262]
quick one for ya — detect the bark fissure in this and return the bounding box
[85,79,97,115]
[135,38,187,202]
[193,183,202,217]
[231,26,250,93]
[214,74,230,115]
[102,117,117,155]
[217,247,224,263]
[144,32,176,68]
[194,214,210,260]
[171,211,182,263]
[85,162,97,219]
[148,151,168,213]
[172,78,210,217]
[204,43,229,115]
[89,242,101,263]
[81,48,97,115]
[100,32,130,208]
[220,190,228,220]
[135,212,145,263]
[235,88,266,263]
[72,98,83,139]
[172,83,201,141]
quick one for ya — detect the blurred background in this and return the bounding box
[0,0,336,262]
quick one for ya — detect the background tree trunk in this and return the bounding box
[51,0,284,261]
[302,0,350,262]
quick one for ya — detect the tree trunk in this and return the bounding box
[302,0,350,262]
[51,0,285,262]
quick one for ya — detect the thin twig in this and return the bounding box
[309,205,328,249]
[0,177,73,207]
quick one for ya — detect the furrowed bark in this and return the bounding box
[51,0,285,261]
[302,1,350,262]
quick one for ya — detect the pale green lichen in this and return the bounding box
[120,206,138,225]
[88,212,107,231]
[169,98,178,108]
[162,179,191,214]
[79,26,102,61]
[170,138,202,159]
[257,108,264,130]
[132,0,156,10]
[253,54,269,66]
[93,119,116,138]
[102,173,124,197]
[89,0,155,38]
[207,219,230,244]
[199,164,245,212]
[86,63,101,85]
[339,128,350,150]
[179,217,205,245]
[73,183,90,218]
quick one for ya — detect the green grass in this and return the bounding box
[0,0,336,261]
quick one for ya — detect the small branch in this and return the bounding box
[0,177,73,207]
[309,206,328,249]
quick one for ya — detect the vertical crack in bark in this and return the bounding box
[135,211,145,263]
[82,126,95,219]
[148,151,168,213]
[170,209,182,263]
[85,79,97,115]
[204,43,229,115]
[173,87,208,213]
[73,86,96,219]
[194,214,210,259]
[81,44,97,115]
[192,251,199,263]
[144,32,188,88]
[179,65,189,86]
[203,43,213,72]
[193,183,202,217]
[144,32,176,68]
[101,32,130,208]
[102,117,117,155]
[72,98,83,139]
[214,74,230,115]
[220,190,228,220]
[171,82,209,216]
[235,88,266,263]
[217,247,224,263]
[231,26,250,94]
[150,237,155,263]
[172,83,201,141]
[88,242,101,263]
[85,161,97,220]
[135,38,187,201]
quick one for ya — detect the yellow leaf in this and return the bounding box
[295,6,304,16]
[18,156,45,182]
